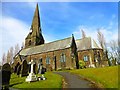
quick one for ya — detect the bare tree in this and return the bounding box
[118,39,120,64]
[9,46,14,64]
[7,50,10,64]
[14,43,20,55]
[97,29,106,49]
[110,40,118,56]
[97,29,109,65]
[81,29,86,38]
[2,53,6,65]
[109,40,118,65]
[21,42,25,49]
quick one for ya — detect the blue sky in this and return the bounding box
[0,2,118,63]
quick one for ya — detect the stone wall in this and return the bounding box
[22,48,76,71]
[77,49,108,67]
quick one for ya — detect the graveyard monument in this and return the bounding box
[21,60,28,77]
[26,60,37,82]
[2,63,11,89]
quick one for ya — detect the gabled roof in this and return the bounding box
[76,37,102,51]
[20,37,72,56]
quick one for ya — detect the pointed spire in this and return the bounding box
[31,3,41,36]
[72,34,75,40]
[71,34,75,46]
[25,3,44,48]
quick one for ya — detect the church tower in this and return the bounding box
[25,3,44,48]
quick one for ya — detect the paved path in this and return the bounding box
[54,72,94,88]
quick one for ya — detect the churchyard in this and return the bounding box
[69,66,118,88]
[1,62,118,89]
[1,60,62,89]
[9,72,62,88]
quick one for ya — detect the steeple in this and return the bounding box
[25,3,45,48]
[31,3,41,35]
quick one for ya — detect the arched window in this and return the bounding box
[46,57,50,64]
[60,54,66,62]
[83,55,89,62]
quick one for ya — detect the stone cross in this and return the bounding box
[26,60,37,82]
[29,60,35,74]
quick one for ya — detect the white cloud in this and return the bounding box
[2,16,29,43]
[0,15,53,62]
[73,25,97,41]
[73,25,118,46]
[0,16,29,62]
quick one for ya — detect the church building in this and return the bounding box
[13,4,108,73]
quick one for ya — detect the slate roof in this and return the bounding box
[76,37,102,51]
[20,37,72,56]
[20,36,102,56]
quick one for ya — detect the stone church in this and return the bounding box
[13,4,108,73]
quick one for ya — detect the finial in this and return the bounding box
[72,34,74,37]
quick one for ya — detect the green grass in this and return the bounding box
[10,72,62,89]
[69,66,118,88]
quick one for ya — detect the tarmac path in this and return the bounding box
[54,72,96,89]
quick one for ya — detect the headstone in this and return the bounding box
[14,62,20,73]
[2,63,11,89]
[33,63,37,74]
[26,60,37,82]
[21,60,28,77]
[38,63,42,74]
[17,65,21,76]
[41,67,46,74]
[28,64,31,73]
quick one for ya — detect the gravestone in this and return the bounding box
[14,62,20,73]
[2,63,11,89]
[28,63,36,74]
[41,67,46,74]
[21,60,28,77]
[37,63,42,74]
[33,63,37,74]
[26,60,37,82]
[17,65,21,76]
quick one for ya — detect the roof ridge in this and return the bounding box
[24,36,72,49]
[46,36,72,44]
[20,36,73,55]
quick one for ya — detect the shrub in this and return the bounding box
[79,60,85,69]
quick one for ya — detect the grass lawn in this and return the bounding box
[10,72,62,89]
[69,66,118,88]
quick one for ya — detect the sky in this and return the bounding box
[0,2,118,63]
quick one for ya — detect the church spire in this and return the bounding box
[31,3,41,35]
[25,3,44,48]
